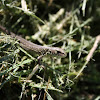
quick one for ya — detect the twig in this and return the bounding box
[75,35,100,79]
[26,64,39,80]
[86,35,100,62]
[43,77,50,100]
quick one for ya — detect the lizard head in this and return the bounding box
[48,47,66,58]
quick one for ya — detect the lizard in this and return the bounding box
[0,25,66,58]
[0,25,66,79]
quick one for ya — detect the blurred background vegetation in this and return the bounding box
[0,0,100,100]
